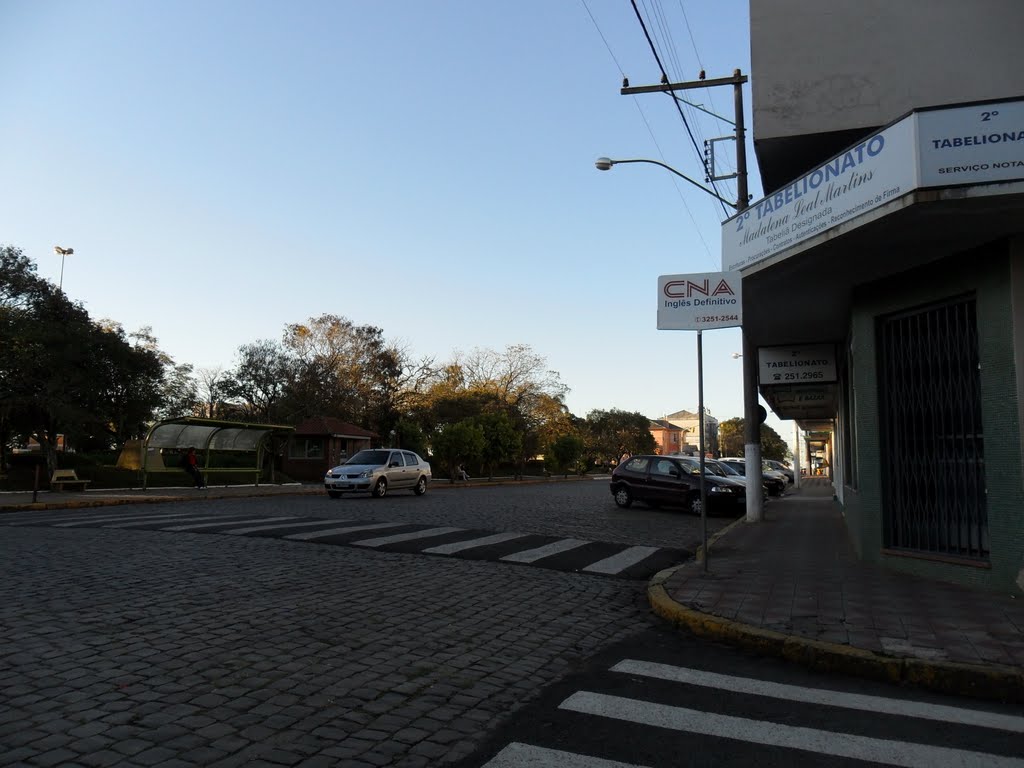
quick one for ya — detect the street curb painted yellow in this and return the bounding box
[647,569,1024,704]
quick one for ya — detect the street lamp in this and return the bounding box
[594,154,765,524]
[53,246,74,292]
[594,157,739,210]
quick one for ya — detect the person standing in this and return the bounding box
[183,447,204,488]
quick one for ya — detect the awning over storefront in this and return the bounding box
[722,96,1024,423]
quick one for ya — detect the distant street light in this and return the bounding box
[53,246,74,291]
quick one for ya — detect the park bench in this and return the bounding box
[50,469,92,491]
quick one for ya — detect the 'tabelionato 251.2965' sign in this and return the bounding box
[657,271,742,331]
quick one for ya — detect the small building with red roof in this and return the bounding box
[284,417,379,481]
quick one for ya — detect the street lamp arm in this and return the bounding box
[594,157,738,209]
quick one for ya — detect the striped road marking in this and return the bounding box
[50,512,202,527]
[283,522,407,541]
[353,527,465,548]
[582,546,659,575]
[224,519,362,535]
[161,516,296,532]
[559,692,1024,768]
[483,742,646,768]
[500,538,588,564]
[101,515,242,529]
[611,660,1024,734]
[422,531,529,555]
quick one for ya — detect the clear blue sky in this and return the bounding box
[1,0,792,445]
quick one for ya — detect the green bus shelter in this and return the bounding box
[141,417,295,489]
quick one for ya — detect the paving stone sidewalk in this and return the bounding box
[649,477,1024,702]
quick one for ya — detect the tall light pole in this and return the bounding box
[606,69,764,524]
[53,246,74,292]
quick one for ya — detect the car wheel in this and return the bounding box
[613,486,633,508]
[414,476,427,496]
[328,491,342,499]
[689,493,703,516]
[372,477,388,498]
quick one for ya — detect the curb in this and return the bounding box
[646,568,1024,704]
[0,487,324,514]
[0,475,599,513]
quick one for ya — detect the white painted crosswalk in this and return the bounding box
[2,510,688,579]
[500,538,588,563]
[610,659,1024,733]
[480,659,1024,767]
[559,691,1020,768]
[486,742,644,768]
[353,526,465,548]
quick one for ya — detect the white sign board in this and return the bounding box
[758,344,837,385]
[917,100,1024,187]
[722,118,916,272]
[721,97,1024,273]
[657,272,742,331]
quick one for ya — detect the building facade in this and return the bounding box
[740,0,1024,592]
[283,417,378,482]
[665,408,719,457]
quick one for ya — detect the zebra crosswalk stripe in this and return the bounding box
[283,522,407,541]
[225,519,359,535]
[611,660,1024,734]
[500,538,588,564]
[483,742,647,768]
[352,527,464,548]
[582,546,659,574]
[559,691,1024,768]
[422,531,529,555]
[161,516,295,532]
[49,512,198,527]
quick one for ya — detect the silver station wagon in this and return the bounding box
[324,448,432,499]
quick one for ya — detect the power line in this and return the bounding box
[629,0,730,217]
[579,0,715,264]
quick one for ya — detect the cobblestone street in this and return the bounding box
[0,483,705,767]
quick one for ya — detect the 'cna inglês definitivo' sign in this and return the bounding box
[657,271,742,331]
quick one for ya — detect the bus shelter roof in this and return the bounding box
[144,417,295,453]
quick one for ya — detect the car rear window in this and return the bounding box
[623,457,649,472]
[402,452,419,466]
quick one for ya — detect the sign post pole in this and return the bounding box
[658,271,743,569]
[697,329,708,571]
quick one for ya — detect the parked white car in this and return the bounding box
[324,449,431,499]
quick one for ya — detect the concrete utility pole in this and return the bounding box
[621,69,764,523]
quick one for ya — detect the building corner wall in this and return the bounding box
[848,242,1024,592]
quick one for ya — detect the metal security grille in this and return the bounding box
[878,296,988,559]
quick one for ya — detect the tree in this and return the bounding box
[547,433,585,477]
[221,340,294,422]
[86,321,165,447]
[430,419,485,481]
[583,409,656,466]
[718,416,789,461]
[195,366,224,419]
[760,422,789,461]
[448,344,569,477]
[282,314,402,432]
[157,361,199,420]
[476,411,521,479]
[718,417,745,457]
[1,245,172,473]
